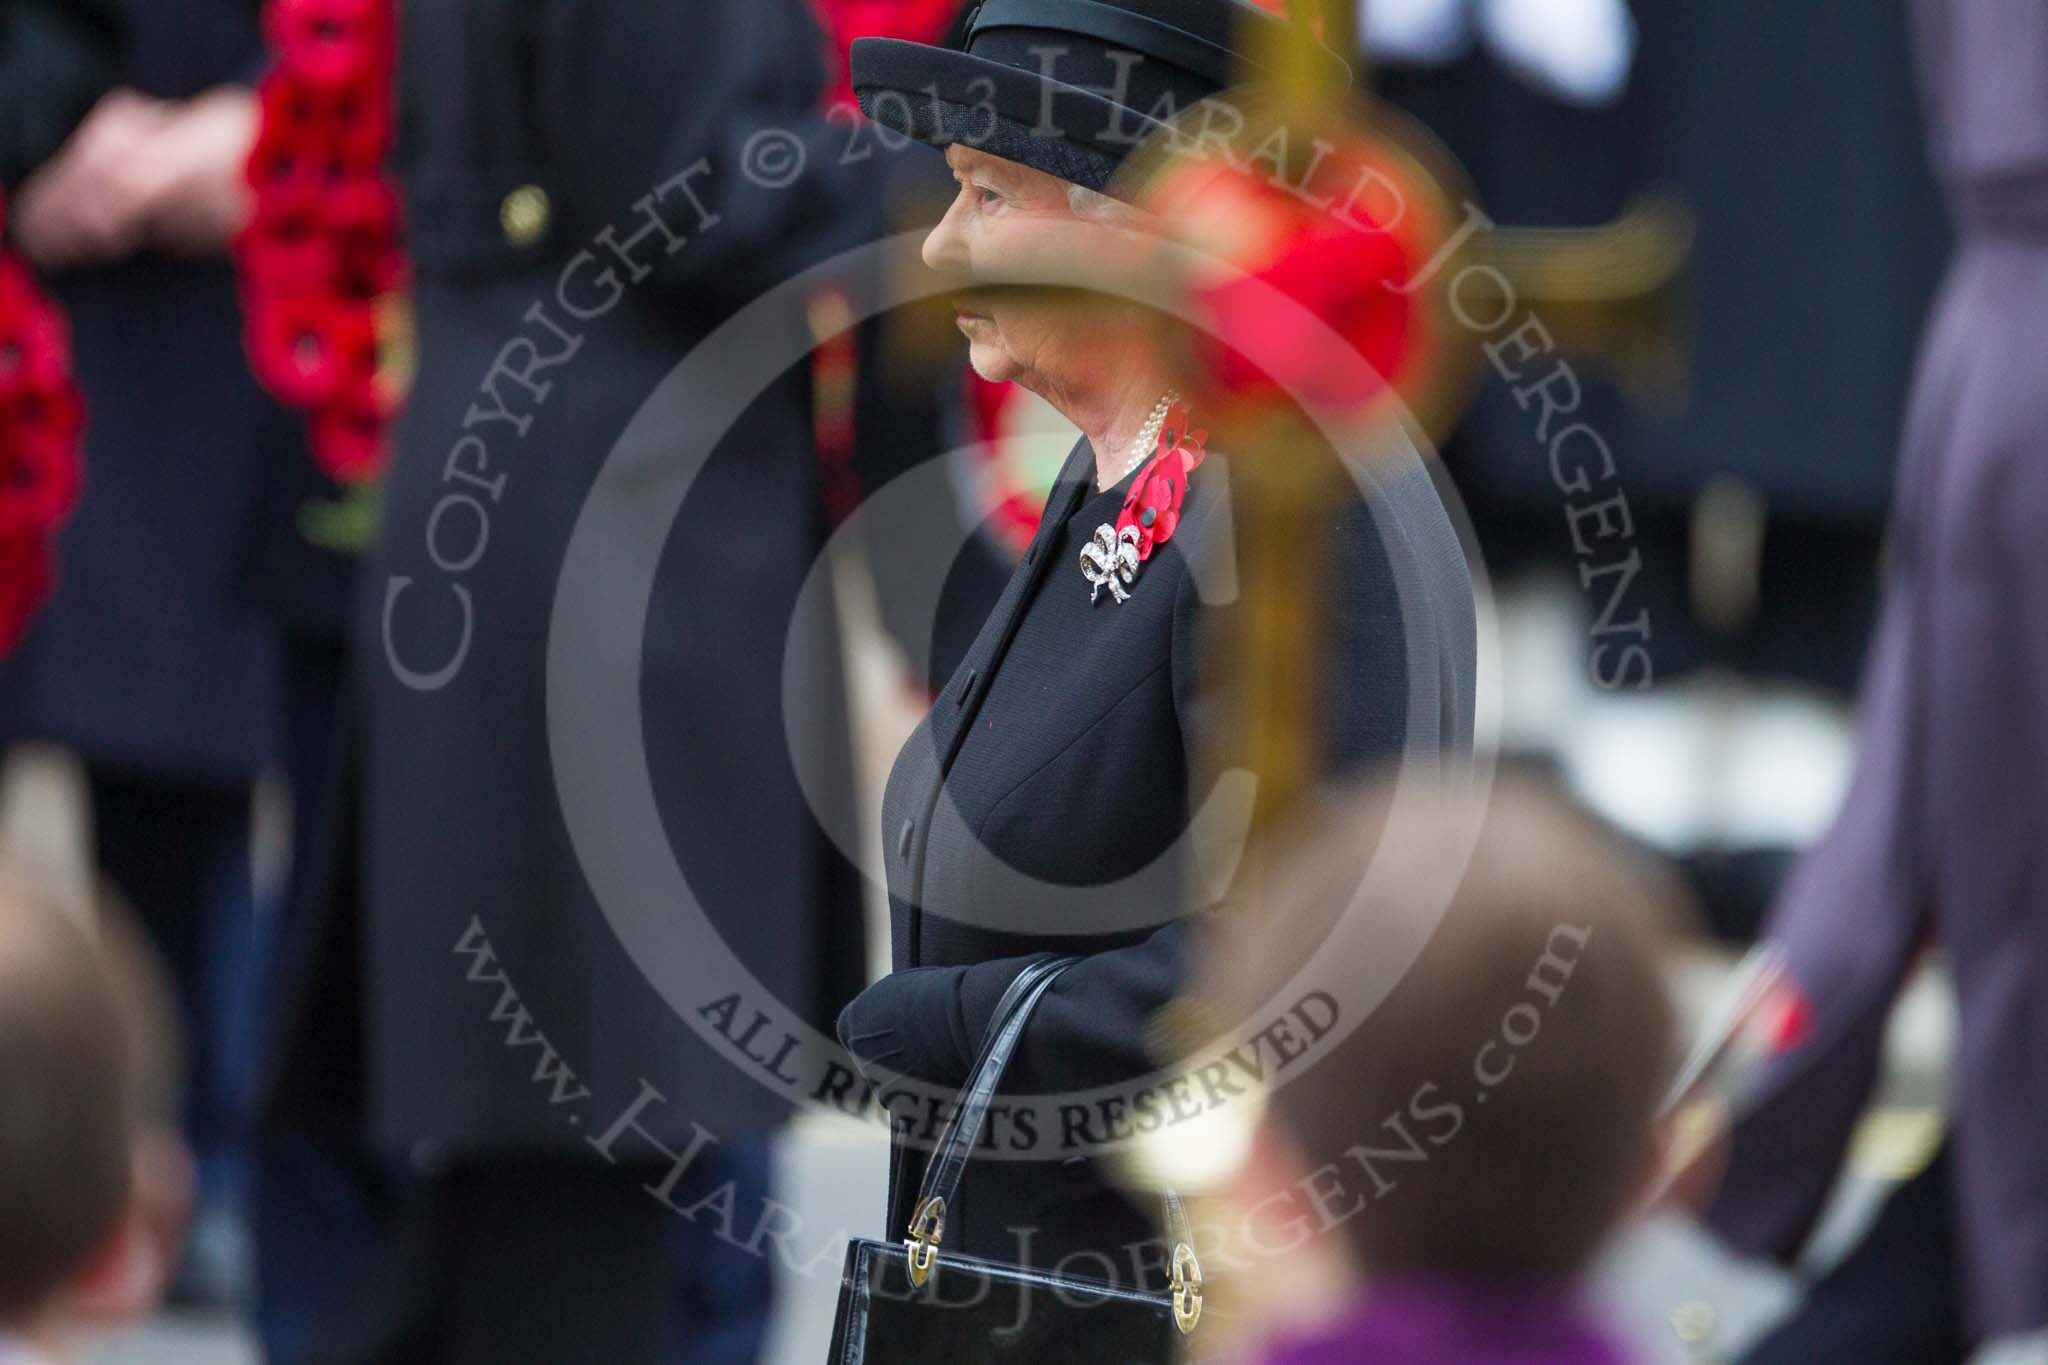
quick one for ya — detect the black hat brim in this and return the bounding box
[851,37,1176,197]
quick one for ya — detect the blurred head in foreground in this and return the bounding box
[1194,776,1680,1351]
[0,876,190,1358]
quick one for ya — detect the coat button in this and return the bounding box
[500,184,551,247]
[896,818,914,859]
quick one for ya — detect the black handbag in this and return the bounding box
[825,955,1205,1364]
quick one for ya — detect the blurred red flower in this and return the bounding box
[235,191,340,289]
[309,397,389,482]
[0,258,77,395]
[247,293,371,407]
[810,0,962,109]
[1148,153,1418,420]
[238,0,404,485]
[0,194,86,655]
[266,0,392,89]
[0,533,53,656]
[0,388,83,534]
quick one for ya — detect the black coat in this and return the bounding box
[0,0,289,782]
[850,435,1475,1284]
[268,0,901,1160]
[0,0,121,188]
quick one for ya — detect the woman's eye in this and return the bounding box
[976,186,1004,208]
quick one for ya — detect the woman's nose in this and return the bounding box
[922,196,972,277]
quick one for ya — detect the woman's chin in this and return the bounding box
[964,338,1020,385]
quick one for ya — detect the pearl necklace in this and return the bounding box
[1097,389,1180,491]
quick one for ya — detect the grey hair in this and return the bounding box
[1066,182,1152,230]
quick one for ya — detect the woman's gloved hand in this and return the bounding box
[835,965,979,1090]
[837,954,1065,1090]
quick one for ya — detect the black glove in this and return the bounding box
[835,965,980,1090]
[837,954,1068,1089]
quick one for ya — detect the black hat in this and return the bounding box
[850,0,1350,196]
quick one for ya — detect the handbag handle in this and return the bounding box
[901,954,1204,1335]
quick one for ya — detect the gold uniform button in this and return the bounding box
[500,184,551,247]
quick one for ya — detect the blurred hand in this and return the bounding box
[8,86,257,271]
[1643,1100,1731,1216]
[9,89,172,270]
[131,86,258,256]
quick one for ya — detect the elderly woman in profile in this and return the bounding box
[836,0,1475,1292]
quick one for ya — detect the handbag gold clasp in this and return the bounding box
[1170,1241,1203,1334]
[904,1195,947,1288]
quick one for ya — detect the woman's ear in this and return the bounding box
[61,1129,195,1328]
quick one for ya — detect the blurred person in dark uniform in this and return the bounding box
[1368,1,1951,951]
[4,3,385,1348]
[1372,0,1946,698]
[260,2,920,1361]
[1630,0,1947,694]
[1706,3,2048,1360]
[231,347,373,1359]
[0,0,284,1308]
[0,1,119,192]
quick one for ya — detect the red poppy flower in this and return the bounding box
[0,388,84,537]
[238,0,404,483]
[332,321,390,408]
[328,178,399,238]
[235,191,339,289]
[331,96,393,178]
[308,400,388,483]
[0,190,81,656]
[0,251,37,330]
[1142,144,1425,421]
[246,293,373,407]
[331,239,404,305]
[990,491,1041,550]
[0,532,53,655]
[256,75,331,149]
[256,75,389,178]
[245,101,331,197]
[0,261,75,398]
[0,249,85,543]
[1118,408,1208,562]
[0,380,83,447]
[266,0,391,89]
[327,183,405,297]
[1192,221,1412,415]
[810,0,961,108]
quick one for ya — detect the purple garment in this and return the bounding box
[1257,1281,1631,1365]
[1707,0,2048,1338]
